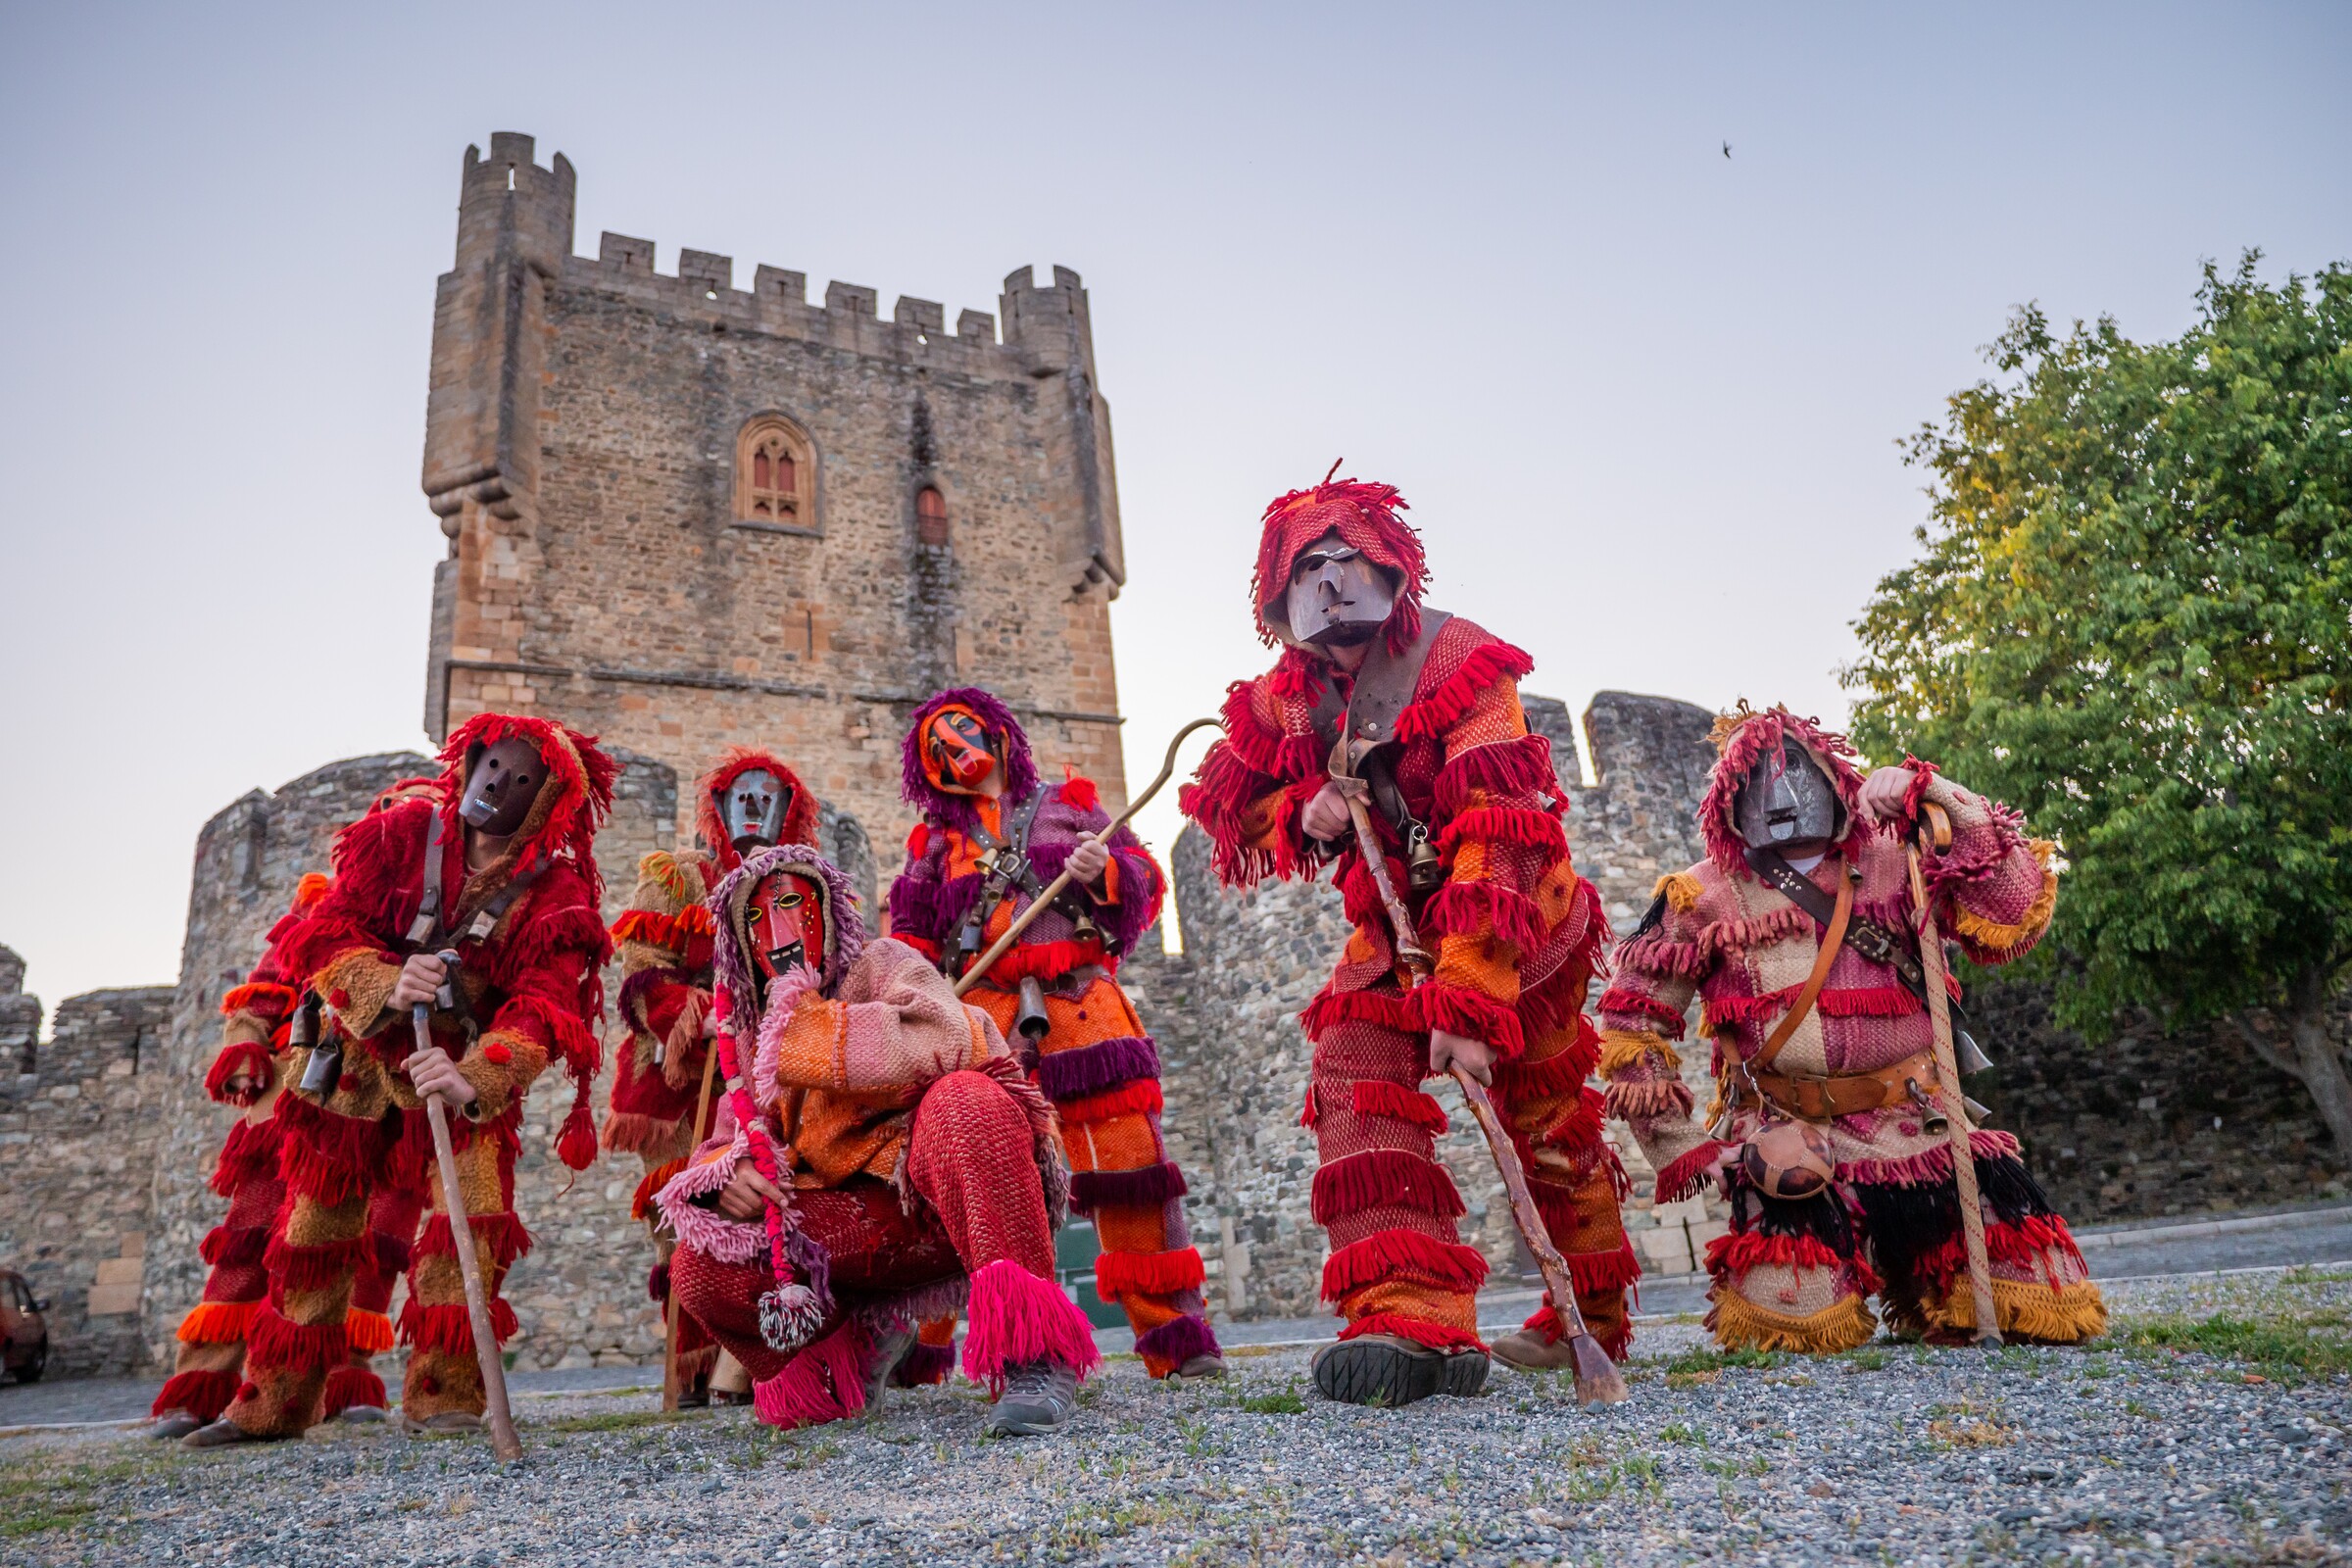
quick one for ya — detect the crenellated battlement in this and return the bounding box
[565,225,1098,372]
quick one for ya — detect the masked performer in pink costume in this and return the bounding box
[886,688,1222,1381]
[1180,470,1630,1406]
[185,715,614,1445]
[1597,703,2104,1349]
[658,845,1099,1437]
[607,749,819,1403]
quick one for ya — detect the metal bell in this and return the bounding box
[1956,1028,1993,1076]
[1404,824,1444,895]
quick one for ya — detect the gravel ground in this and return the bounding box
[3,1269,2345,1568]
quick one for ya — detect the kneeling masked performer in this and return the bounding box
[607,749,818,1402]
[1180,470,1632,1407]
[1597,704,2105,1349]
[888,689,1222,1380]
[657,845,1099,1438]
[186,715,615,1445]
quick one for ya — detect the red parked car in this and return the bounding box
[0,1270,50,1383]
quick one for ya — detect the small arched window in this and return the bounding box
[734,416,815,530]
[915,486,949,546]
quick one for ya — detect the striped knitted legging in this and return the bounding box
[970,975,1221,1377]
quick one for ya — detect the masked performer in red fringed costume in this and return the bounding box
[607,749,817,1403]
[148,872,334,1439]
[886,689,1223,1382]
[658,845,1098,1437]
[1597,703,2105,1350]
[1179,470,1631,1407]
[184,715,614,1446]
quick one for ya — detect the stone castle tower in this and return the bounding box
[421,132,1130,848]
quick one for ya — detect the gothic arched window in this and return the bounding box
[916,485,949,546]
[735,416,814,530]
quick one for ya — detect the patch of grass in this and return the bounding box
[1236,1388,1306,1415]
[0,1453,169,1541]
[1665,1368,1719,1388]
[1926,1399,2019,1449]
[541,1407,699,1434]
[1656,1422,1707,1447]
[1840,1347,1889,1372]
[1220,1344,1278,1359]
[1659,1346,1785,1377]
[1702,1454,1771,1478]
[2116,1306,2352,1385]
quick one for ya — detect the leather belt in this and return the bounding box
[1735,1049,1942,1123]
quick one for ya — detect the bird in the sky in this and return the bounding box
[1722,140,1733,158]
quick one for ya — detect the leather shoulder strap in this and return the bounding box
[1753,861,1853,1073]
[403,808,447,949]
[1342,610,1454,750]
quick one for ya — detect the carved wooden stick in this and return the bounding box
[661,1035,723,1410]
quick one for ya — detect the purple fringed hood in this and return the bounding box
[900,687,1041,838]
[709,844,868,1047]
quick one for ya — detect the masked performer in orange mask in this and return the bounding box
[606,749,818,1402]
[887,690,1223,1381]
[1180,470,1631,1406]
[183,715,614,1445]
[658,846,1096,1437]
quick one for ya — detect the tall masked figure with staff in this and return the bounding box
[1180,469,1632,1408]
[886,689,1224,1382]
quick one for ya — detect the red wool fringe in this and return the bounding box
[1914,1214,2086,1285]
[1352,1079,1449,1133]
[1423,880,1551,956]
[1493,1017,1600,1099]
[1214,682,1324,784]
[1595,988,1687,1037]
[210,1117,281,1198]
[1298,1084,1317,1127]
[610,907,715,952]
[1092,1247,1205,1303]
[1392,640,1536,745]
[905,822,930,860]
[1300,987,1422,1042]
[1310,1149,1466,1225]
[415,1210,533,1269]
[1320,1229,1491,1302]
[321,1364,387,1418]
[199,1225,268,1268]
[1703,984,1922,1029]
[1838,1130,2021,1187]
[204,1042,276,1105]
[1055,1078,1164,1126]
[151,1368,240,1424]
[971,937,1111,987]
[1058,775,1102,813]
[1413,983,1527,1060]
[1432,734,1556,819]
[1521,1302,1633,1361]
[176,1299,259,1346]
[1434,805,1566,856]
[1337,1310,1487,1354]
[220,981,298,1018]
[754,1321,870,1430]
[265,1232,371,1294]
[1561,1240,1642,1296]
[1653,1140,1733,1203]
[1532,1086,1608,1154]
[1708,1230,1848,1277]
[601,1109,683,1156]
[246,1306,348,1372]
[399,1298,519,1354]
[346,1308,396,1354]
[960,1258,1102,1395]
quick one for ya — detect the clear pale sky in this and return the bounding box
[3,3,2347,1009]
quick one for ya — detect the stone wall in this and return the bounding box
[1129,691,1738,1321]
[0,946,39,1080]
[419,132,1132,860]
[0,986,173,1377]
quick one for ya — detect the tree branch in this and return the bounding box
[2230,1012,2307,1084]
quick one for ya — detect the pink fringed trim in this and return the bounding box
[1595,988,1686,1036]
[654,1129,767,1264]
[753,1319,870,1430]
[1653,1140,1732,1203]
[1703,983,1923,1028]
[960,1258,1102,1395]
[1838,1129,2020,1186]
[1321,1228,1491,1301]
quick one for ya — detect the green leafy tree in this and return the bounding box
[1845,255,2352,1158]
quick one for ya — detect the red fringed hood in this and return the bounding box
[1250,469,1429,654]
[436,713,618,890]
[1699,703,1871,877]
[694,749,820,873]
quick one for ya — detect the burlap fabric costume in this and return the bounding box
[1598,706,2105,1349]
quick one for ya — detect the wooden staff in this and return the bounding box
[661,1033,723,1410]
[1328,765,1628,1409]
[411,956,522,1458]
[954,718,1224,998]
[1907,802,2002,1347]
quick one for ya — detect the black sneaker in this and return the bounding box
[984,1360,1079,1437]
[1311,1335,1489,1407]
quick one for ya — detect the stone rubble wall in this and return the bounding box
[0,987,173,1377]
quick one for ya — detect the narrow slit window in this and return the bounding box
[916,486,949,546]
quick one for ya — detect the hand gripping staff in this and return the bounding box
[1906,804,2002,1347]
[410,949,523,1458]
[1327,742,1630,1410]
[953,718,1225,1000]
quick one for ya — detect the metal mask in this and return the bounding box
[1282,530,1396,650]
[719,768,792,854]
[1733,739,1841,849]
[922,708,998,793]
[748,868,827,982]
[459,737,550,838]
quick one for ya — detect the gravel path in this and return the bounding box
[3,1269,2345,1567]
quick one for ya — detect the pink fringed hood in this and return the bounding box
[1700,703,1872,878]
